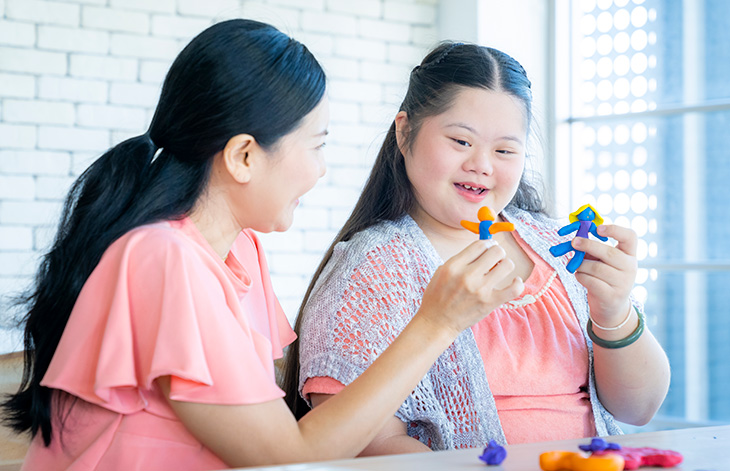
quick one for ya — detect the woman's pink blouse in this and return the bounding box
[22,217,296,471]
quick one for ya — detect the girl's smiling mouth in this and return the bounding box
[455,182,487,195]
[454,182,489,202]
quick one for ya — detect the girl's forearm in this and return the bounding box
[592,311,670,425]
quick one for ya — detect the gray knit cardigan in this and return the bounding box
[298,207,625,449]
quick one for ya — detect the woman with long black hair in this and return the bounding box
[2,20,519,470]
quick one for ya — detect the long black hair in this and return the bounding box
[2,18,326,446]
[283,42,544,418]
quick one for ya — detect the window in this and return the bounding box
[555,0,730,427]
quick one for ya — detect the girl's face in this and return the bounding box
[400,87,527,234]
[243,96,329,232]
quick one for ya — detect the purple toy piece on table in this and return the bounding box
[478,439,507,466]
[579,437,621,453]
[549,203,608,273]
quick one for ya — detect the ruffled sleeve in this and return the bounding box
[42,223,288,414]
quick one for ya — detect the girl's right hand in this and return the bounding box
[419,240,524,336]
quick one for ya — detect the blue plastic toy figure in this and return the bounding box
[549,203,608,273]
[461,206,515,240]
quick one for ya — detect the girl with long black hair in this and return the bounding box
[285,42,670,454]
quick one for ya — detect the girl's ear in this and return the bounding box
[222,134,260,183]
[394,111,410,157]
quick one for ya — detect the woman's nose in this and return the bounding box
[318,156,327,178]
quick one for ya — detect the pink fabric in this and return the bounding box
[23,217,296,471]
[302,376,345,399]
[303,231,595,445]
[471,231,596,444]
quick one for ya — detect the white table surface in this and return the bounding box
[232,424,729,471]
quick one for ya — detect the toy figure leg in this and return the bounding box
[549,241,574,257]
[566,250,585,273]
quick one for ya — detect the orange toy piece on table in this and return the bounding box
[540,450,624,471]
[460,206,515,241]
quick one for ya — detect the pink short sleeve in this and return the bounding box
[42,222,291,414]
[301,376,346,399]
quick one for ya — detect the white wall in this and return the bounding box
[0,0,441,353]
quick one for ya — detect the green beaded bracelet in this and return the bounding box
[587,307,645,349]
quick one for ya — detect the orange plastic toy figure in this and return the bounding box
[539,450,624,471]
[461,206,515,240]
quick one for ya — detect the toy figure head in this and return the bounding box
[478,206,496,221]
[568,203,603,226]
[578,207,594,221]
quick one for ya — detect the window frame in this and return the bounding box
[552,0,730,428]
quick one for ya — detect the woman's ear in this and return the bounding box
[222,134,259,183]
[394,111,409,157]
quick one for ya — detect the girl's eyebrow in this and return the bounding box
[445,122,524,145]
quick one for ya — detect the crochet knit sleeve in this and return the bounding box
[297,228,433,405]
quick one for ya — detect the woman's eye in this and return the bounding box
[496,149,514,155]
[316,142,327,150]
[453,139,471,147]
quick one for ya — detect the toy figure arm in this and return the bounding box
[488,222,515,235]
[589,223,609,241]
[557,221,580,236]
[460,220,480,234]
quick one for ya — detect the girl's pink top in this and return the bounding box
[470,232,596,443]
[303,231,595,445]
[23,217,296,471]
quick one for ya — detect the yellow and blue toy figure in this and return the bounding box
[461,206,515,240]
[549,204,608,273]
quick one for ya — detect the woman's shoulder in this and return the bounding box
[100,219,212,277]
[112,220,184,254]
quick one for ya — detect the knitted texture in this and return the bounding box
[298,207,626,450]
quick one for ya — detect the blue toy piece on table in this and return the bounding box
[549,203,608,273]
[478,439,507,466]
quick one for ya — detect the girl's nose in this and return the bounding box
[466,150,494,175]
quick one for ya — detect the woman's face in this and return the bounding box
[400,87,528,234]
[240,96,329,233]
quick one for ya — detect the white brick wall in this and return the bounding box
[0,0,442,350]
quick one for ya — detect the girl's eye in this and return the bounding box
[496,149,514,155]
[453,139,471,147]
[316,142,327,150]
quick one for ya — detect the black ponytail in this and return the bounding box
[3,18,326,445]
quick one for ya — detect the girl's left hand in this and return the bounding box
[571,224,638,326]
